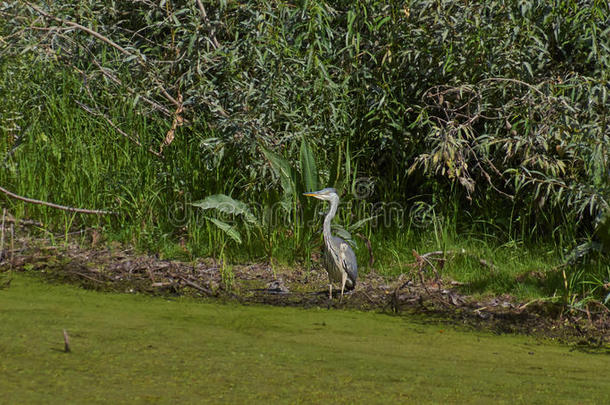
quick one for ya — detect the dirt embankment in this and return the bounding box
[2,240,609,349]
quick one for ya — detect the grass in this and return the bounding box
[1,273,609,404]
[368,228,567,302]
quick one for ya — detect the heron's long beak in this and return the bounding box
[303,191,325,200]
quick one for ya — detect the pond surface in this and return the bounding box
[1,274,608,404]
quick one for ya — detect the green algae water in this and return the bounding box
[1,274,608,404]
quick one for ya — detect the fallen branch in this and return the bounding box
[517,297,559,312]
[412,249,497,272]
[0,185,117,215]
[73,271,104,284]
[2,217,44,227]
[177,275,213,296]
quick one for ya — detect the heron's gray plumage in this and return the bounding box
[324,236,357,289]
[303,188,358,298]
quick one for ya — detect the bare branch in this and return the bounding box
[0,185,117,215]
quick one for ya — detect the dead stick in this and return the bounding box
[0,185,117,215]
[178,275,213,295]
[1,217,44,227]
[74,272,104,284]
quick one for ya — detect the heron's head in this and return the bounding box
[303,188,339,202]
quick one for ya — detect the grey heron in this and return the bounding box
[303,188,358,300]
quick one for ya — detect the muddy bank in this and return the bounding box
[2,241,609,348]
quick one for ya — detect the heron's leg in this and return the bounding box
[340,271,347,302]
[328,284,332,300]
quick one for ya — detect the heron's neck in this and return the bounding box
[323,197,338,244]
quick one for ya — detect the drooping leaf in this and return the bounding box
[348,215,378,232]
[300,137,318,192]
[331,224,354,246]
[206,217,242,244]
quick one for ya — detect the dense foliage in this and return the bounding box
[0,1,609,303]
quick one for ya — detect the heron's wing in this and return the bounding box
[332,236,358,285]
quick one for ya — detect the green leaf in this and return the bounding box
[523,61,533,78]
[191,194,257,224]
[332,224,353,244]
[375,15,391,30]
[206,217,242,244]
[348,215,378,231]
[300,137,318,192]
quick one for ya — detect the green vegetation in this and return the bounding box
[0,1,609,306]
[1,274,608,404]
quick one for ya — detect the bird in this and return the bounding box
[303,188,358,300]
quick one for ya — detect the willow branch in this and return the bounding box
[25,1,182,110]
[195,0,220,49]
[88,58,171,117]
[25,1,132,57]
